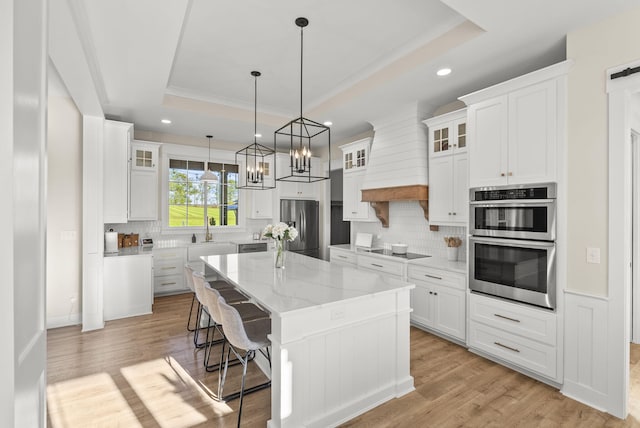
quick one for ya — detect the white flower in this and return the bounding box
[263,222,298,242]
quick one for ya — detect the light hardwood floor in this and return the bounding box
[47,293,640,427]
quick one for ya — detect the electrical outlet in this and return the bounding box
[61,230,77,241]
[586,247,600,264]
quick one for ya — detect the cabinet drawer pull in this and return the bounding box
[494,342,520,353]
[351,211,357,214]
[371,263,384,268]
[494,313,521,323]
[161,266,176,270]
[161,282,177,286]
[337,255,347,259]
[424,274,442,280]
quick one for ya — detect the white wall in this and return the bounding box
[566,5,640,296]
[46,65,83,328]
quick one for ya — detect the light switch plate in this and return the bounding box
[586,247,601,264]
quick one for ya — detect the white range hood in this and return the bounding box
[361,107,429,227]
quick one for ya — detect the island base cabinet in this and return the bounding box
[104,255,153,321]
[269,289,414,428]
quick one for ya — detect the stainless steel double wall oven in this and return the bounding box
[469,183,557,310]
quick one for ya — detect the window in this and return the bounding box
[168,159,239,228]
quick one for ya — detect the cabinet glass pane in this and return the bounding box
[458,123,466,149]
[433,128,449,152]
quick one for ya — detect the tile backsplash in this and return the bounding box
[351,201,467,260]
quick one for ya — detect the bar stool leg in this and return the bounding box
[186,294,198,332]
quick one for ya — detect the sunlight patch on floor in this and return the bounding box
[120,356,232,427]
[47,372,142,428]
[47,357,232,427]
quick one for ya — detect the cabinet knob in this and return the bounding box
[433,292,438,296]
[500,173,505,177]
[452,212,456,215]
[508,172,513,176]
[448,212,452,215]
[429,291,433,295]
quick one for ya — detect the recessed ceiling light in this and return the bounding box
[255,133,262,138]
[161,119,172,124]
[323,121,332,126]
[436,68,452,77]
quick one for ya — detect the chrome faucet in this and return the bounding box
[205,216,213,242]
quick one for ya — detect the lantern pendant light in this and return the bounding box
[236,71,276,190]
[200,135,218,183]
[275,17,330,183]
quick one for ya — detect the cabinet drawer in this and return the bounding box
[469,321,556,379]
[469,293,556,346]
[152,248,186,261]
[357,255,404,277]
[153,257,184,274]
[153,273,187,294]
[330,249,356,265]
[408,265,465,290]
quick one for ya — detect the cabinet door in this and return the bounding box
[104,121,131,223]
[410,283,434,327]
[427,156,453,224]
[104,255,153,321]
[468,96,508,187]
[451,153,468,223]
[433,285,466,341]
[248,189,273,219]
[508,80,557,184]
[129,170,158,220]
[343,172,374,221]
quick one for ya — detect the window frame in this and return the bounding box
[161,145,245,234]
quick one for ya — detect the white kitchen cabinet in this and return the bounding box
[425,109,468,226]
[246,188,274,219]
[342,171,376,221]
[104,254,153,320]
[103,120,132,223]
[408,264,466,342]
[329,246,357,267]
[468,292,558,381]
[152,247,187,295]
[463,67,566,187]
[340,138,376,222]
[129,140,160,221]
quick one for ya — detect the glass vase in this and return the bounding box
[274,240,286,268]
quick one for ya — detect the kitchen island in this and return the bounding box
[202,251,414,428]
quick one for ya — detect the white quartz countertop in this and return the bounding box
[104,246,154,257]
[201,251,414,316]
[328,244,466,273]
[408,256,466,274]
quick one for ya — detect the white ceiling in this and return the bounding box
[68,0,640,153]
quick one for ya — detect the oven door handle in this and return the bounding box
[469,199,555,206]
[469,236,555,249]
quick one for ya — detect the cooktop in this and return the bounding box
[369,249,431,260]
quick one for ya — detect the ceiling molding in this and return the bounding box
[308,20,484,118]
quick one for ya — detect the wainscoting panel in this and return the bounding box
[562,290,609,411]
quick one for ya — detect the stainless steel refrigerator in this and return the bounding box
[280,199,320,258]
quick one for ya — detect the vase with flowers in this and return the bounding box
[263,222,299,268]
[444,236,462,261]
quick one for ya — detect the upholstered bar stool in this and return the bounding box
[201,284,269,372]
[217,297,271,428]
[184,264,234,332]
[191,271,249,349]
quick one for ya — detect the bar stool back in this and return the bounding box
[217,297,271,428]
